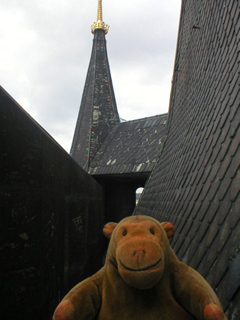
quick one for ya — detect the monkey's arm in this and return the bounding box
[173,262,227,320]
[53,268,104,320]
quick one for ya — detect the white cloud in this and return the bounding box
[0,0,181,152]
[0,9,36,71]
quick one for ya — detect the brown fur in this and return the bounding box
[53,215,227,320]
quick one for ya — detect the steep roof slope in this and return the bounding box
[70,28,120,171]
[135,0,240,317]
[88,114,167,176]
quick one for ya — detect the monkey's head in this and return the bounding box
[103,215,175,290]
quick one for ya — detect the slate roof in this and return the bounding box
[135,0,240,317]
[70,29,120,171]
[88,114,168,176]
[70,21,168,178]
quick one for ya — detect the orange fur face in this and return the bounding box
[103,216,175,290]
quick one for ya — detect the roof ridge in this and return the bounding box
[119,113,168,125]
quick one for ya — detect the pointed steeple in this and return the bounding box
[70,0,120,171]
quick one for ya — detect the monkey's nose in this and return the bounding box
[133,250,146,265]
[133,250,146,256]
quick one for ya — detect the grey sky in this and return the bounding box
[0,0,181,152]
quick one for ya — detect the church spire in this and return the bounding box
[70,0,119,171]
[91,0,109,34]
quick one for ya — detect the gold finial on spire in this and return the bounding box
[91,0,109,35]
[97,0,103,21]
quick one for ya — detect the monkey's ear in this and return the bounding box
[161,222,175,239]
[103,222,118,239]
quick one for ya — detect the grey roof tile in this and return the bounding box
[70,30,120,170]
[89,114,167,175]
[134,0,240,314]
[227,249,240,300]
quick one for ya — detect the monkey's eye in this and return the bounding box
[123,230,127,236]
[150,228,155,235]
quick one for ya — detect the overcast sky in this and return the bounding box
[0,0,181,152]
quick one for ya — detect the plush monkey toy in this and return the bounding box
[53,215,227,320]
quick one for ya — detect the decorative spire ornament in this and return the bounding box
[91,0,109,34]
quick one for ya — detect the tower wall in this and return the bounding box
[0,87,104,320]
